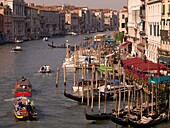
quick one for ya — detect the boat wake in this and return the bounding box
[33,72,53,76]
[4,97,18,102]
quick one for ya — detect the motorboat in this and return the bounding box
[66,32,77,35]
[72,79,105,92]
[38,65,51,73]
[12,45,22,51]
[15,77,32,97]
[43,37,48,41]
[14,39,23,43]
[14,97,37,121]
[62,58,76,68]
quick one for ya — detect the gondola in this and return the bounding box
[56,44,67,48]
[128,113,168,128]
[48,44,57,48]
[84,110,111,120]
[63,91,113,103]
[110,115,129,126]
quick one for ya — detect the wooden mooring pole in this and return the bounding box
[64,65,66,92]
[56,67,60,87]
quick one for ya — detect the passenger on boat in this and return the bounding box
[41,66,45,71]
[44,65,47,71]
[17,99,23,110]
[26,102,32,117]
[21,76,26,81]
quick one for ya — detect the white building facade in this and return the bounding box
[146,0,162,63]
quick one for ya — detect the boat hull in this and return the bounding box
[14,111,37,121]
[85,112,111,120]
[111,115,129,126]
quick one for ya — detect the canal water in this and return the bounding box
[0,31,169,128]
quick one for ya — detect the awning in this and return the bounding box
[148,76,170,84]
[159,56,170,65]
[120,41,131,48]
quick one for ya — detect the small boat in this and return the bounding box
[72,79,105,92]
[48,44,57,48]
[12,45,22,51]
[62,58,76,68]
[14,39,23,43]
[66,31,77,35]
[38,65,51,73]
[64,91,113,103]
[110,114,129,126]
[15,76,32,97]
[56,44,67,48]
[43,37,48,41]
[128,113,168,128]
[84,109,111,120]
[14,97,37,121]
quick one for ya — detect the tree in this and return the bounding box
[114,32,124,43]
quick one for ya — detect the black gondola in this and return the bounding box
[111,115,129,126]
[48,44,57,48]
[84,109,111,120]
[85,113,111,120]
[128,113,168,128]
[63,91,113,103]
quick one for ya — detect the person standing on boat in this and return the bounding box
[26,102,32,119]
[52,41,54,46]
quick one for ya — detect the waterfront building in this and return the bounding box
[93,10,105,32]
[59,12,66,35]
[119,6,128,34]
[6,0,26,39]
[65,11,79,33]
[35,5,60,37]
[103,9,114,30]
[146,0,162,63]
[112,10,119,31]
[81,7,92,33]
[159,0,170,66]
[127,0,142,56]
[25,3,40,39]
[0,5,12,42]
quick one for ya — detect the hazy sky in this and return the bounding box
[25,0,127,10]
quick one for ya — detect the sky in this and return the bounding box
[25,0,127,10]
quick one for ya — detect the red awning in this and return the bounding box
[123,57,169,71]
[120,41,131,48]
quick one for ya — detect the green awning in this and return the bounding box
[148,75,170,84]
[97,65,113,72]
[159,56,170,65]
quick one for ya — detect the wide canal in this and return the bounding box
[0,31,170,128]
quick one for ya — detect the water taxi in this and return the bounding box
[15,76,32,97]
[14,97,37,121]
[12,45,22,51]
[43,37,48,41]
